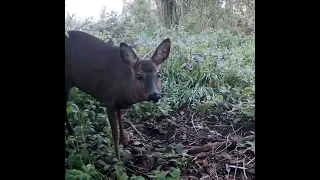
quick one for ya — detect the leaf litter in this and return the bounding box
[120,108,255,180]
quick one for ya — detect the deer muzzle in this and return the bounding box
[148,92,161,103]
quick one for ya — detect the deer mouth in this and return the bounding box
[150,99,161,106]
[147,92,161,103]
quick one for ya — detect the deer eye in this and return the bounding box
[137,73,143,81]
[157,72,161,77]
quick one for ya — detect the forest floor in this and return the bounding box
[120,108,255,180]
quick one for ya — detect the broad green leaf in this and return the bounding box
[130,176,145,180]
[174,143,185,154]
[215,95,224,102]
[242,111,255,117]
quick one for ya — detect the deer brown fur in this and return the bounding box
[65,30,171,160]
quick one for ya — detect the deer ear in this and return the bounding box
[120,42,139,67]
[151,38,171,66]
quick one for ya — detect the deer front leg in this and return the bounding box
[107,109,120,160]
[117,109,128,147]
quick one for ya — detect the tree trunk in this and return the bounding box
[155,0,179,28]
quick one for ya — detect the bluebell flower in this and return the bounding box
[186,39,191,45]
[194,55,204,63]
[151,40,157,47]
[201,36,207,42]
[217,52,224,62]
[177,38,182,46]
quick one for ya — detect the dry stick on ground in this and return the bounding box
[189,125,244,154]
[214,125,245,154]
[123,164,149,177]
[245,157,255,166]
[230,125,244,136]
[200,125,244,141]
[170,129,179,140]
[127,121,146,141]
[242,159,248,179]
[187,135,255,154]
[233,157,238,180]
[191,112,199,134]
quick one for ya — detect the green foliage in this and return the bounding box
[65,26,254,178]
[65,164,101,180]
[66,169,91,180]
[149,168,181,180]
[65,3,254,178]
[130,27,255,117]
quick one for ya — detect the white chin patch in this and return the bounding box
[152,99,161,106]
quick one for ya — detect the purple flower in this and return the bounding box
[217,52,224,62]
[201,36,207,42]
[177,39,182,46]
[194,55,204,62]
[151,40,157,47]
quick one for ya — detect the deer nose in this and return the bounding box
[148,92,161,102]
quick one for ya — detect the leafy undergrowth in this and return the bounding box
[65,27,255,180]
[65,92,255,180]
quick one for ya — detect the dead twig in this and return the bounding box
[215,125,245,154]
[187,135,255,154]
[170,129,179,140]
[242,159,248,179]
[123,165,150,179]
[228,165,247,170]
[245,157,255,166]
[127,121,146,141]
[230,125,244,136]
[191,112,199,134]
[233,158,238,180]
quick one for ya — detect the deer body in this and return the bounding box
[65,30,171,160]
[65,31,136,109]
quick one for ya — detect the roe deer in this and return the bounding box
[65,30,171,160]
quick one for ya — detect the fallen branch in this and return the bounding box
[187,135,255,154]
